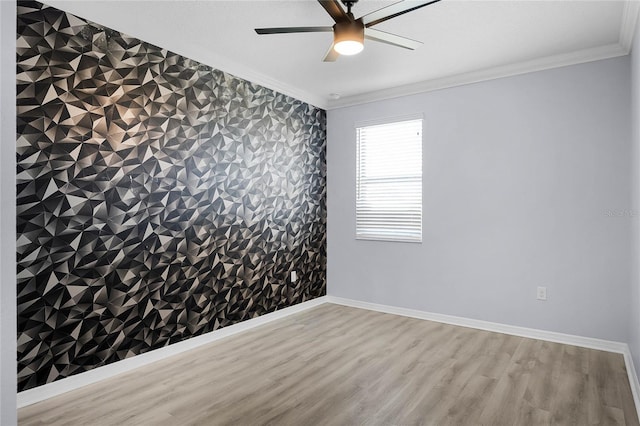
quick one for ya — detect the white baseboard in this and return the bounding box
[326,296,627,352]
[326,296,640,421]
[19,293,640,422]
[624,348,640,422]
[17,296,328,408]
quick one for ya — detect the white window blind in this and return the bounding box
[356,118,422,243]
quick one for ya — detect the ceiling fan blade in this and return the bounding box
[255,26,333,35]
[361,0,441,28]
[317,0,351,23]
[364,28,422,50]
[323,44,340,62]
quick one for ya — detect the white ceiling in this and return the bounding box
[44,0,639,109]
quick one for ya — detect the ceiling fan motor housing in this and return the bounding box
[333,19,365,54]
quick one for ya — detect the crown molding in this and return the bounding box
[620,0,640,53]
[327,0,640,110]
[42,0,329,110]
[186,51,329,111]
[327,42,628,109]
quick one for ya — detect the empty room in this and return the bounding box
[2,0,640,424]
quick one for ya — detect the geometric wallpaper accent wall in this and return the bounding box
[16,1,326,392]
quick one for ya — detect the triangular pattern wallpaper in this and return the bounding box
[16,1,326,391]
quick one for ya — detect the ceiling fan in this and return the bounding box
[255,0,441,62]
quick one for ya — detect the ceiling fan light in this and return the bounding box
[333,20,365,56]
[334,40,363,55]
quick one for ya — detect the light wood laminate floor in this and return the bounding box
[19,303,639,425]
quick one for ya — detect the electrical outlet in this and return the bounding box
[291,271,297,282]
[536,286,547,301]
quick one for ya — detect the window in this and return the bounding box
[356,117,422,243]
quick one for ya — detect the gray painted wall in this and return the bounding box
[327,57,632,342]
[1,1,18,424]
[631,23,640,374]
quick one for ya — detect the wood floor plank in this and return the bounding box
[18,304,640,426]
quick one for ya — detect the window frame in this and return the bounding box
[355,113,424,244]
